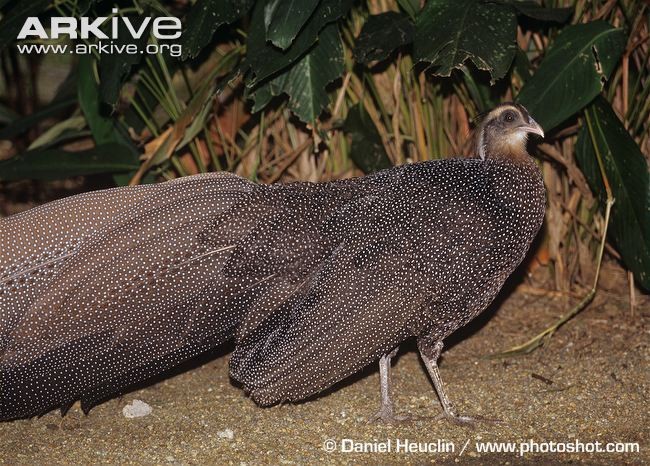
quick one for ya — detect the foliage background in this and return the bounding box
[0,0,648,296]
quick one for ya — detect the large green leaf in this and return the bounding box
[414,0,517,84]
[516,21,625,131]
[354,12,414,64]
[265,0,321,50]
[575,97,650,291]
[343,104,392,174]
[179,0,254,60]
[250,23,343,123]
[0,0,50,50]
[0,143,139,180]
[246,0,352,86]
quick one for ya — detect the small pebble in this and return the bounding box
[217,428,234,439]
[122,399,152,418]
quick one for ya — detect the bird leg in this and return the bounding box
[370,346,409,423]
[418,337,501,426]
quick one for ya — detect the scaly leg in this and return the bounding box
[370,346,409,423]
[418,337,501,425]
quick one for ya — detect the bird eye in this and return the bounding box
[503,111,515,122]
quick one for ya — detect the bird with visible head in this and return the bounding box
[368,102,546,424]
[0,103,546,425]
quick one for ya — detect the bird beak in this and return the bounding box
[520,117,544,139]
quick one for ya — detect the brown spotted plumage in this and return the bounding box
[0,103,545,422]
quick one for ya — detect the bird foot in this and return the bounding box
[435,411,504,427]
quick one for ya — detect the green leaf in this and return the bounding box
[516,21,625,131]
[396,0,420,20]
[354,12,414,64]
[246,0,352,86]
[27,115,87,150]
[177,98,213,150]
[461,66,495,113]
[152,79,218,166]
[512,48,532,84]
[250,23,344,123]
[0,97,76,140]
[0,0,50,50]
[414,0,517,84]
[504,1,572,23]
[0,143,139,181]
[575,97,650,291]
[265,0,321,50]
[343,104,392,173]
[250,82,275,113]
[98,18,150,108]
[179,0,255,60]
[78,55,141,185]
[78,56,120,145]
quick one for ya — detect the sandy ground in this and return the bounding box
[0,266,648,465]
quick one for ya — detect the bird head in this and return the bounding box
[475,103,544,162]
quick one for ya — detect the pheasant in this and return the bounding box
[0,103,545,423]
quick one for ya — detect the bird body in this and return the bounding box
[0,103,546,422]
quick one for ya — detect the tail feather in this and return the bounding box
[0,173,259,420]
[0,173,252,348]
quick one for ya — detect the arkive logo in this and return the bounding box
[16,8,182,57]
[17,8,181,40]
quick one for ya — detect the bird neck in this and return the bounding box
[481,131,533,166]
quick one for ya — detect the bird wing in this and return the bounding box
[0,173,263,420]
[228,188,439,405]
[229,233,435,406]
